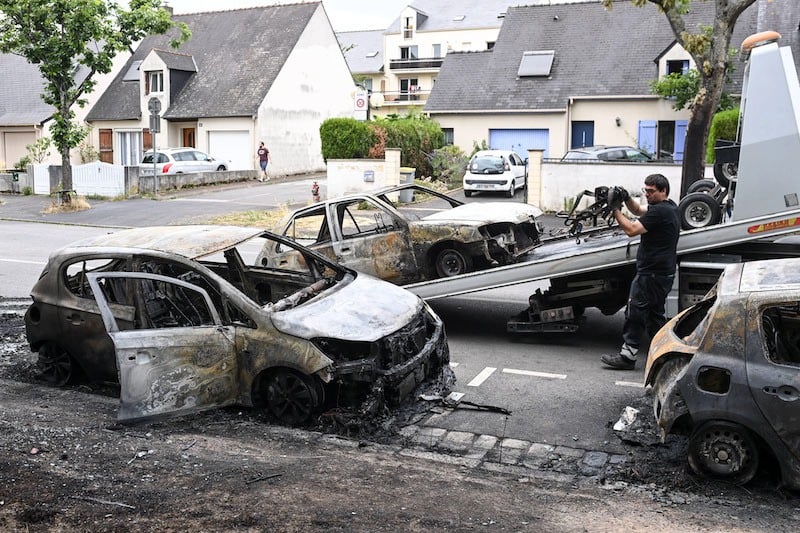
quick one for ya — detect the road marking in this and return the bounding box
[502,368,567,380]
[0,259,46,265]
[615,381,645,388]
[448,362,459,368]
[169,198,229,203]
[467,367,496,387]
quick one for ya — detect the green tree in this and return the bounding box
[0,0,189,202]
[603,0,756,197]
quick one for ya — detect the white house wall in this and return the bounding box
[258,5,355,176]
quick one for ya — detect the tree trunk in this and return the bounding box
[679,93,715,198]
[60,148,73,205]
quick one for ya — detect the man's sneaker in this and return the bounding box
[601,352,636,370]
[601,344,638,370]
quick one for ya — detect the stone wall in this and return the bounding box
[325,148,402,198]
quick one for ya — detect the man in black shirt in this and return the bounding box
[601,173,680,370]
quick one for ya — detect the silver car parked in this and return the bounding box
[140,147,228,175]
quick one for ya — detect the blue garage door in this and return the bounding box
[489,129,549,159]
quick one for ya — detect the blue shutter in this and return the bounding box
[673,120,688,162]
[638,120,657,155]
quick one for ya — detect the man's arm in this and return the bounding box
[613,198,647,237]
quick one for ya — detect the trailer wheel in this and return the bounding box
[713,161,737,188]
[679,192,722,230]
[687,179,716,194]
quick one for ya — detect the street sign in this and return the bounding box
[148,98,162,114]
[149,114,160,133]
[354,89,367,111]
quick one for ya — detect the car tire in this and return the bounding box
[262,369,323,426]
[679,192,722,230]
[688,420,760,485]
[464,190,473,197]
[216,165,226,171]
[36,342,76,387]
[507,181,515,198]
[434,246,473,278]
[687,179,717,194]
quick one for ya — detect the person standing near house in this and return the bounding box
[601,173,680,370]
[257,141,270,181]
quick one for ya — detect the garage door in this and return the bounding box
[489,129,550,159]
[208,131,250,171]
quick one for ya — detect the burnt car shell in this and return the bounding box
[25,225,450,424]
[645,258,800,488]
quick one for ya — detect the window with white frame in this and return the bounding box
[400,46,418,60]
[117,131,143,166]
[666,59,690,75]
[147,71,164,94]
[432,44,441,58]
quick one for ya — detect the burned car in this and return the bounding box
[646,258,800,488]
[258,184,543,284]
[24,225,450,424]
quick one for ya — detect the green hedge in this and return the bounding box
[320,115,444,177]
[706,108,740,163]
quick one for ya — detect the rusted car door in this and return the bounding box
[746,297,800,458]
[88,272,238,422]
[329,197,419,284]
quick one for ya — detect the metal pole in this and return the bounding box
[152,131,158,195]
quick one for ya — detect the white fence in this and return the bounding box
[32,162,126,196]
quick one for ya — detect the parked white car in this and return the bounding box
[462,149,527,198]
[140,147,228,175]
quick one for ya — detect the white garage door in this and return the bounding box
[208,131,250,171]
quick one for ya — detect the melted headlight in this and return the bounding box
[312,338,376,362]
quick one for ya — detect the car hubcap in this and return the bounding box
[266,371,319,425]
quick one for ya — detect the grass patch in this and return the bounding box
[43,195,92,213]
[207,203,291,229]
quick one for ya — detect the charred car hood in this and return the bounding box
[270,274,423,342]
[419,202,542,225]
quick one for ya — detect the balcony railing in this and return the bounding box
[389,57,444,70]
[378,89,430,104]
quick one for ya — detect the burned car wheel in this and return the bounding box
[262,369,323,425]
[688,421,760,485]
[434,247,473,278]
[36,342,76,387]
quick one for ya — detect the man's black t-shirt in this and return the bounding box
[637,199,680,275]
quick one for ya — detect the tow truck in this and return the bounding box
[403,31,800,333]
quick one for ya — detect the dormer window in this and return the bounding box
[403,16,414,38]
[666,59,689,75]
[146,71,164,94]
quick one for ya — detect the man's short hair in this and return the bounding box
[644,173,670,194]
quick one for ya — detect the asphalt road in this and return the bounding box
[0,179,642,454]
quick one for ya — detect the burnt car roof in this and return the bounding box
[64,225,263,260]
[738,257,800,292]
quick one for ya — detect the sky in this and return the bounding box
[163,0,410,31]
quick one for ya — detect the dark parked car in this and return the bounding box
[24,226,450,424]
[646,258,800,489]
[259,184,543,285]
[561,145,655,162]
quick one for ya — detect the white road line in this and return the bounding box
[0,259,46,265]
[502,368,567,380]
[615,381,645,388]
[467,367,497,387]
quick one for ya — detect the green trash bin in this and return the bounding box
[399,167,415,202]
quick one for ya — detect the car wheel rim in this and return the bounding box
[37,343,73,386]
[688,421,759,484]
[265,370,319,425]
[436,249,467,277]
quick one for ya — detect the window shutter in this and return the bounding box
[637,120,657,155]
[99,128,113,163]
[673,121,688,162]
[143,129,152,151]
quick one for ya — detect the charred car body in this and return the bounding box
[258,184,543,284]
[24,226,450,424]
[646,258,800,489]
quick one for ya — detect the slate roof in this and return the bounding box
[87,2,319,122]
[154,49,197,72]
[337,30,384,74]
[386,0,516,33]
[425,0,759,113]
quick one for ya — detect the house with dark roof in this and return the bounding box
[425,0,760,162]
[337,29,384,94]
[86,2,355,175]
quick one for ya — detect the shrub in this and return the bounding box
[430,145,468,185]
[374,114,444,177]
[319,118,376,161]
[706,108,740,163]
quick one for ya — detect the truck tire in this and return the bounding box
[679,192,722,229]
[713,161,737,188]
[687,179,716,194]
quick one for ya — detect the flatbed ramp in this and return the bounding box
[405,209,800,300]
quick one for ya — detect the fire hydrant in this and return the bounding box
[311,181,320,202]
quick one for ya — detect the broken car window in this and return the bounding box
[762,304,800,366]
